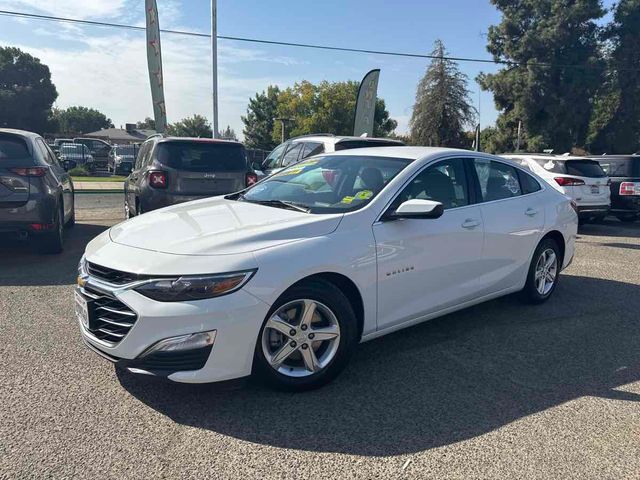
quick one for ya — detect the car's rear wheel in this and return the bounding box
[253,279,358,391]
[35,205,64,254]
[520,238,561,304]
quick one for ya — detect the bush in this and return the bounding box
[68,166,89,176]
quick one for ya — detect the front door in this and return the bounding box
[373,157,485,330]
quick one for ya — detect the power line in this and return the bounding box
[0,9,637,72]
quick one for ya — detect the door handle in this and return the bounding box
[461,219,481,229]
[525,208,539,217]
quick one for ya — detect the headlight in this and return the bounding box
[134,270,256,302]
[78,255,87,276]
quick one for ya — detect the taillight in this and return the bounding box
[148,170,167,189]
[10,167,48,177]
[245,172,258,187]
[620,182,638,196]
[554,177,585,186]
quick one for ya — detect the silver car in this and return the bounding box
[124,136,257,217]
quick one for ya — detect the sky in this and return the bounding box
[0,0,615,139]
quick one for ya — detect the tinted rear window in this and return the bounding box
[156,142,247,172]
[335,140,403,150]
[598,158,640,177]
[565,160,607,178]
[0,136,30,160]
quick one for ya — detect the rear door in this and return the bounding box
[156,141,248,196]
[0,134,33,212]
[470,158,546,295]
[36,138,74,219]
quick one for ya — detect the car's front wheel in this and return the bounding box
[253,279,358,391]
[520,238,561,304]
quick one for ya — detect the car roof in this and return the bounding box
[155,136,243,146]
[319,146,477,161]
[289,134,403,145]
[0,128,42,139]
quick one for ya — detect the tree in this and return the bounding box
[479,0,604,153]
[242,86,280,150]
[587,0,640,153]
[136,117,156,130]
[52,106,113,134]
[409,40,476,147]
[218,125,237,140]
[166,114,212,137]
[0,47,58,133]
[272,80,396,142]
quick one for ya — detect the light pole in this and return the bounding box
[211,0,218,139]
[275,117,294,143]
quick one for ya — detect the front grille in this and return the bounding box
[87,262,147,285]
[81,285,138,344]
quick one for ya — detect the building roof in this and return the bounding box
[84,127,156,143]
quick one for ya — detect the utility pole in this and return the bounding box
[275,117,293,143]
[211,0,218,138]
[516,120,522,152]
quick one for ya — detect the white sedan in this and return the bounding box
[75,147,578,391]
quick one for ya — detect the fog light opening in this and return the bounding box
[140,330,216,357]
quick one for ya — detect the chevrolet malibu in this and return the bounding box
[76,147,578,391]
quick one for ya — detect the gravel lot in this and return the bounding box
[1,194,639,479]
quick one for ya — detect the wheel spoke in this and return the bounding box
[299,300,317,328]
[544,251,556,269]
[546,271,556,283]
[300,346,320,372]
[265,315,294,338]
[269,342,298,369]
[310,325,339,341]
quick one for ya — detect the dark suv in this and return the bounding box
[73,138,112,171]
[0,129,75,253]
[124,136,257,217]
[593,155,640,222]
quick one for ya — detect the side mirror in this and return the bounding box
[385,199,444,220]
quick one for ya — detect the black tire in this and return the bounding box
[617,215,637,223]
[35,205,64,254]
[520,238,561,304]
[253,278,358,391]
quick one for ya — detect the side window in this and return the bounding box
[473,159,522,202]
[396,158,469,210]
[281,143,304,167]
[302,142,324,158]
[36,138,58,166]
[135,142,151,169]
[517,170,542,194]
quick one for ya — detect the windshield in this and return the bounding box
[565,160,607,178]
[156,141,247,172]
[238,155,411,213]
[115,145,137,156]
[0,136,30,160]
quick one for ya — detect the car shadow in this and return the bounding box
[0,223,109,286]
[117,274,640,456]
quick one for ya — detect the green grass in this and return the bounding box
[71,176,127,182]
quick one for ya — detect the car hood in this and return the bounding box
[109,197,343,256]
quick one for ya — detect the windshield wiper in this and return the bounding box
[246,199,311,213]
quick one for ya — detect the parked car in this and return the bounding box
[73,138,112,171]
[76,147,577,391]
[258,134,405,177]
[108,144,139,175]
[0,129,75,253]
[124,136,257,217]
[502,153,610,224]
[592,155,640,223]
[58,143,94,170]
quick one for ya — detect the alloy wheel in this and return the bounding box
[534,248,557,295]
[261,299,341,377]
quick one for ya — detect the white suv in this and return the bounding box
[502,153,610,224]
[258,134,404,177]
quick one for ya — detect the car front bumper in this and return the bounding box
[76,277,271,383]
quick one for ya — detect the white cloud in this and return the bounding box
[0,0,128,20]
